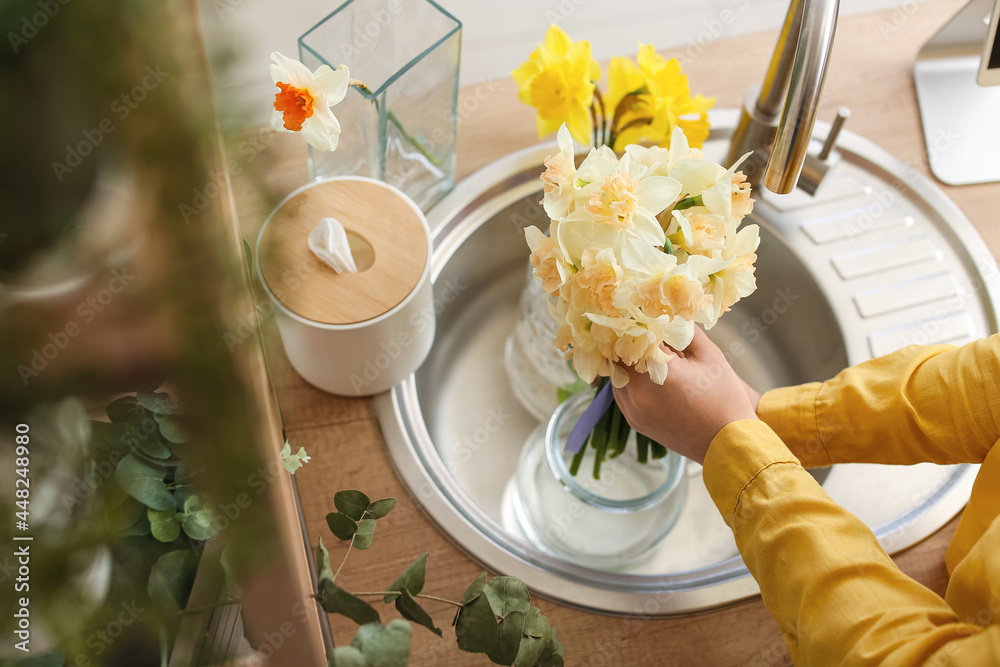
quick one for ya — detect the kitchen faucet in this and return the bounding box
[726,0,845,195]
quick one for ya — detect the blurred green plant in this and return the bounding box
[318,491,565,667]
[1,0,289,664]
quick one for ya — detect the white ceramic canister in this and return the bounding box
[255,176,434,396]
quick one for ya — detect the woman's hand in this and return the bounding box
[613,327,759,465]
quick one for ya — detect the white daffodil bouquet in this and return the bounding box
[526,124,758,391]
[525,123,758,476]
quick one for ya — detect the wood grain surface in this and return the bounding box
[231,1,998,664]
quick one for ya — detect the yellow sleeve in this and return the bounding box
[756,335,1000,468]
[703,421,993,666]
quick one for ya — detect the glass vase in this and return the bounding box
[298,0,461,212]
[504,263,580,421]
[512,390,687,570]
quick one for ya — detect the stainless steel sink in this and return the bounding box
[374,109,1000,615]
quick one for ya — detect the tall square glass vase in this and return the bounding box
[299,0,461,212]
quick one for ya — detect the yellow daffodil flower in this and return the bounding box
[511,25,601,146]
[604,44,715,151]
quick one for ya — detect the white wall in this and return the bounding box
[199,0,924,128]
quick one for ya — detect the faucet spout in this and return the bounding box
[727,0,840,194]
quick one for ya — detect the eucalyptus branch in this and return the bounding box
[318,490,565,663]
[333,536,354,582]
[351,591,464,608]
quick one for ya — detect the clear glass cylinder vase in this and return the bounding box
[512,390,688,570]
[298,0,461,212]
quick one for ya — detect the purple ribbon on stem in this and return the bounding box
[564,382,615,454]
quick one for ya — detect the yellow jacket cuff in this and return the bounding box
[702,419,800,527]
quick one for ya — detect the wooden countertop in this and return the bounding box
[232,1,998,664]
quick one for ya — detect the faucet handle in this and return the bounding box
[798,106,851,196]
[818,107,851,160]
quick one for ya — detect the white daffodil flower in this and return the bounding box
[526,124,760,387]
[541,124,578,220]
[270,51,350,152]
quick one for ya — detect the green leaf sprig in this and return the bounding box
[317,490,564,667]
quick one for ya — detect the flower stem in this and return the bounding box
[674,194,703,211]
[350,81,442,168]
[592,86,608,147]
[615,116,654,137]
[387,110,443,168]
[590,99,600,150]
[608,90,647,150]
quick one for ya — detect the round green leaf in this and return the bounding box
[455,594,497,655]
[148,549,197,614]
[106,396,140,423]
[538,629,565,667]
[318,580,380,625]
[137,391,180,415]
[351,622,384,650]
[487,609,525,666]
[327,512,358,541]
[366,498,396,520]
[106,496,145,532]
[461,571,488,605]
[173,461,200,487]
[123,512,151,536]
[155,413,191,443]
[353,519,376,550]
[331,646,367,667]
[149,506,180,543]
[316,537,335,583]
[360,619,412,667]
[101,423,132,454]
[515,607,553,667]
[384,552,427,603]
[179,494,218,541]
[115,454,174,510]
[103,477,129,509]
[484,576,531,616]
[394,589,441,636]
[334,490,370,521]
[129,424,172,460]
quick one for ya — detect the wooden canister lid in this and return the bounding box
[258,178,429,325]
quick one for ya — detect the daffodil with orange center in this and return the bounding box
[270,52,350,152]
